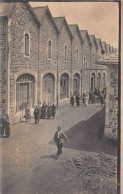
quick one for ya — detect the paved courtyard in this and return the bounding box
[0,103,117,194]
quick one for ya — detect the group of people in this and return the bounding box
[70,94,80,107]
[70,88,106,107]
[25,102,56,124]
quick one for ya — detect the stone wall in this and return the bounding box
[105,64,118,140]
[0,17,8,117]
[8,3,39,123]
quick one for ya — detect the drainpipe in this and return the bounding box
[70,38,73,97]
[56,34,59,108]
[38,26,40,105]
[81,42,83,98]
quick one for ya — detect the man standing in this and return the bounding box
[54,126,68,159]
[34,105,39,124]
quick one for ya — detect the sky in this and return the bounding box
[30,2,119,48]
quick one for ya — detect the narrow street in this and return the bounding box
[0,103,117,194]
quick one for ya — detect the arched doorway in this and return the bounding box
[97,73,101,89]
[42,73,55,104]
[60,73,69,99]
[73,73,80,95]
[16,74,35,112]
[91,73,95,91]
[102,73,106,88]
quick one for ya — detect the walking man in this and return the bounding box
[54,126,68,159]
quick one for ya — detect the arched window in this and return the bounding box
[25,33,30,56]
[76,48,79,62]
[48,40,52,59]
[83,57,86,68]
[64,45,67,62]
[86,61,88,68]
[16,74,35,112]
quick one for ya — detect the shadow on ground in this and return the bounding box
[50,108,117,156]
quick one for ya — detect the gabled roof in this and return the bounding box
[80,30,92,47]
[106,44,111,54]
[54,17,73,39]
[110,46,114,54]
[33,6,59,33]
[69,24,83,44]
[89,35,98,50]
[96,39,103,50]
[0,2,41,26]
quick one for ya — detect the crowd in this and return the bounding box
[70,88,106,108]
[24,102,56,124]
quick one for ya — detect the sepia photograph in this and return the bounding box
[0,1,120,193]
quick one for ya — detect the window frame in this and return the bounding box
[64,44,67,62]
[47,39,52,60]
[76,48,79,63]
[24,31,30,58]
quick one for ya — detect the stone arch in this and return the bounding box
[60,73,69,99]
[42,73,55,104]
[97,72,101,89]
[16,73,36,112]
[73,72,80,95]
[90,72,96,91]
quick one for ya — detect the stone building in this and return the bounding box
[0,2,116,123]
[54,17,73,102]
[69,24,83,96]
[33,6,59,106]
[98,54,118,140]
[80,30,91,93]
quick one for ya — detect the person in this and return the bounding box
[52,103,56,118]
[47,103,52,119]
[54,126,68,159]
[41,102,46,119]
[76,94,80,107]
[25,104,31,122]
[70,95,74,107]
[3,114,11,137]
[100,94,105,108]
[34,105,39,124]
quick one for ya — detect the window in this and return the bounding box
[86,61,88,68]
[61,79,67,86]
[83,57,86,68]
[64,45,67,62]
[48,40,52,59]
[25,33,30,56]
[16,74,35,112]
[76,48,79,62]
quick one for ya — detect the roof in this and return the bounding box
[54,17,73,39]
[69,24,83,44]
[96,39,103,50]
[0,2,15,17]
[0,2,41,25]
[98,53,118,65]
[33,6,59,33]
[89,35,98,50]
[106,44,111,53]
[80,30,91,47]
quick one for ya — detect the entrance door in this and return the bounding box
[73,73,80,95]
[60,73,69,99]
[42,74,55,103]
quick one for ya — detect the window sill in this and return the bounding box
[24,55,30,59]
[47,58,52,61]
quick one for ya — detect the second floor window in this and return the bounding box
[48,40,52,59]
[25,33,29,56]
[76,48,79,62]
[64,45,67,62]
[84,57,86,68]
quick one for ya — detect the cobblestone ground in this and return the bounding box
[0,103,117,194]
